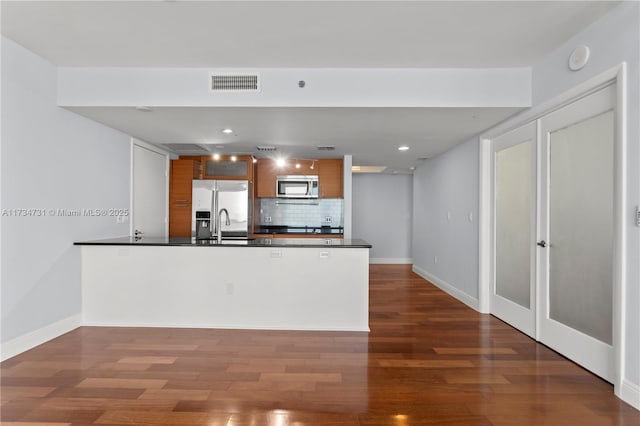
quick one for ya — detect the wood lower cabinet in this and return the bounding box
[169,159,201,237]
[318,159,343,198]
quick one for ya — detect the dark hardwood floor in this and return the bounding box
[1,265,638,425]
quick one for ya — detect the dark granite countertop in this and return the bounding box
[74,236,371,248]
[254,225,344,235]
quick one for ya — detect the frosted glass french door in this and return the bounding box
[538,85,615,382]
[491,123,537,338]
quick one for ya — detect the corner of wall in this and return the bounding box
[412,265,480,311]
[0,314,81,362]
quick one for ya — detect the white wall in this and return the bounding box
[531,0,640,400]
[0,37,131,357]
[412,138,480,307]
[352,174,412,263]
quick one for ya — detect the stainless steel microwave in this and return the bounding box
[276,175,319,198]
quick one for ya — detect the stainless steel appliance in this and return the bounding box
[276,175,319,199]
[192,180,250,239]
[195,211,212,239]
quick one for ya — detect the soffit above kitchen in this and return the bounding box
[0,1,620,173]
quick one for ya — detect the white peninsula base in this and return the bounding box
[81,245,370,332]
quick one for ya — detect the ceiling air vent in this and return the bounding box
[163,143,208,152]
[257,146,277,152]
[317,145,336,151]
[210,73,260,92]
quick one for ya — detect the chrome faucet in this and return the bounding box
[217,208,230,244]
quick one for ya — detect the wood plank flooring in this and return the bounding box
[1,265,638,425]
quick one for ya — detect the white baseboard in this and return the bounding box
[412,265,480,311]
[81,321,370,333]
[618,379,640,410]
[0,314,81,361]
[369,258,412,264]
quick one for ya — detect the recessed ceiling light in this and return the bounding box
[222,128,233,134]
[230,155,237,162]
[276,158,286,167]
[252,157,258,163]
[212,153,221,160]
[135,106,152,112]
[398,145,410,151]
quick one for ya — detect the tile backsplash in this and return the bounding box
[259,198,344,227]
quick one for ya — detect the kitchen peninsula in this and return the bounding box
[75,237,371,332]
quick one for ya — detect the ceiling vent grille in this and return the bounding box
[163,143,208,152]
[210,73,260,92]
[257,145,277,152]
[317,145,336,151]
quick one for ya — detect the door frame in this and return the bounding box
[478,64,627,395]
[130,138,171,237]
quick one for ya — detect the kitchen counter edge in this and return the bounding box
[74,237,371,248]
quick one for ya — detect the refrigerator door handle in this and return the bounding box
[211,186,217,237]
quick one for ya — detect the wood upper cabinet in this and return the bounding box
[254,159,279,198]
[254,158,343,198]
[169,159,201,237]
[203,155,253,180]
[317,159,343,198]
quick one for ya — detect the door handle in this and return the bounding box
[537,240,547,248]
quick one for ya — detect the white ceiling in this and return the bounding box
[1,1,619,172]
[66,106,521,169]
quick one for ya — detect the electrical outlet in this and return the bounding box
[265,216,272,223]
[324,216,332,223]
[270,250,282,258]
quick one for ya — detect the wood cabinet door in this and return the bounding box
[318,159,343,198]
[169,204,192,237]
[202,155,253,181]
[255,159,278,197]
[169,159,199,237]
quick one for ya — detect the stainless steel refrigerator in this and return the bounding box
[192,180,251,239]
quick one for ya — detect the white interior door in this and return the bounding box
[132,143,168,238]
[491,122,537,337]
[538,85,615,382]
